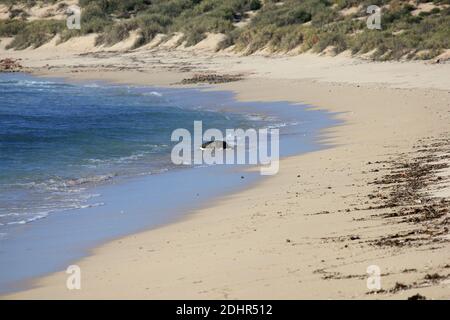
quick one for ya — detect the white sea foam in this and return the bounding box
[72,203,104,210]
[267,121,299,129]
[143,91,163,97]
[5,80,72,89]
[0,212,21,218]
[87,150,155,165]
[64,174,116,186]
[7,212,50,225]
[83,83,101,88]
[3,201,105,226]
[245,114,266,121]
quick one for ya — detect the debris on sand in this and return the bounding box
[0,58,23,72]
[424,273,446,282]
[365,135,450,248]
[408,293,426,300]
[181,73,243,84]
[389,282,410,293]
[356,135,449,298]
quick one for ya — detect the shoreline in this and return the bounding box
[0,73,336,295]
[1,46,449,299]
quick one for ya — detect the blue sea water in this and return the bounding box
[0,73,270,228]
[0,73,338,293]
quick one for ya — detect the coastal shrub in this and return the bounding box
[311,7,337,28]
[6,19,64,49]
[249,3,311,28]
[0,19,27,37]
[334,0,360,9]
[231,0,338,52]
[233,25,277,53]
[179,16,234,46]
[269,25,305,52]
[249,0,262,11]
[133,23,164,48]
[350,30,386,54]
[119,0,265,48]
[80,1,111,33]
[51,0,113,42]
[96,20,138,46]
[170,0,265,46]
[1,0,448,60]
[129,13,173,47]
[349,11,450,60]
[8,8,30,19]
[314,31,348,53]
[78,0,152,16]
[0,0,56,6]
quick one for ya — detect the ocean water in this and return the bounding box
[0,73,271,229]
[0,73,338,293]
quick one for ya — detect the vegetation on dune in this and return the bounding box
[0,19,27,37]
[1,19,64,49]
[95,0,263,47]
[0,0,449,60]
[228,0,449,59]
[0,0,59,7]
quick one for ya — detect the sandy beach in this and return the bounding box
[1,36,449,299]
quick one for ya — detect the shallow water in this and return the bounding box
[0,73,338,293]
[0,74,271,228]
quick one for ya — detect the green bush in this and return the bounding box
[249,0,261,11]
[0,19,27,37]
[315,31,348,53]
[1,0,447,60]
[96,20,138,45]
[6,19,64,49]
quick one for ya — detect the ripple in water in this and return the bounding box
[0,74,272,228]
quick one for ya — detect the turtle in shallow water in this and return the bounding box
[200,140,231,150]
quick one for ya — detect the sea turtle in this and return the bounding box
[200,140,231,150]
